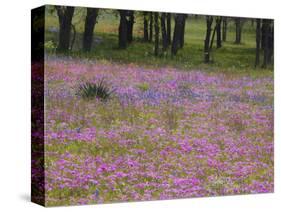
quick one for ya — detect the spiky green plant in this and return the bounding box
[76,79,115,101]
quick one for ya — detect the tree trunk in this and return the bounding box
[235,18,242,44]
[83,8,99,52]
[149,12,153,42]
[127,11,134,43]
[222,17,227,42]
[154,13,159,56]
[166,13,171,45]
[118,10,128,49]
[261,22,265,50]
[143,12,149,42]
[56,6,75,52]
[262,19,270,68]
[209,18,218,51]
[216,17,222,48]
[251,19,254,27]
[161,13,168,51]
[171,14,186,56]
[268,21,274,63]
[70,24,76,51]
[204,16,213,63]
[179,15,186,48]
[255,19,261,67]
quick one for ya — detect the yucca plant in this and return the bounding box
[76,79,115,101]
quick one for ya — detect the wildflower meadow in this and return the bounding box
[43,58,273,206]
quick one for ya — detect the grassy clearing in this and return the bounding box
[44,8,273,74]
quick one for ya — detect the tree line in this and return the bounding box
[54,6,274,68]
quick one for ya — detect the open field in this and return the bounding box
[43,58,273,206]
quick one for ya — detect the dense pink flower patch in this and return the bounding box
[44,58,273,206]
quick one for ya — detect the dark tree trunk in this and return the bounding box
[118,10,128,49]
[255,19,261,67]
[222,17,227,42]
[83,8,99,52]
[70,24,76,51]
[127,11,134,43]
[204,16,213,63]
[269,21,274,63]
[55,6,75,52]
[251,19,254,27]
[262,19,270,68]
[143,12,149,42]
[154,13,160,56]
[209,18,218,51]
[261,22,265,50]
[216,17,222,48]
[171,14,186,56]
[179,15,186,48]
[166,13,172,45]
[149,12,153,42]
[161,13,168,51]
[261,19,274,68]
[235,18,242,44]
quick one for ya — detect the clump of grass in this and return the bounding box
[178,82,191,90]
[44,40,57,53]
[228,114,244,132]
[162,106,183,130]
[137,82,150,92]
[76,79,115,101]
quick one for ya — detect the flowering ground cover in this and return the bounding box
[44,58,273,206]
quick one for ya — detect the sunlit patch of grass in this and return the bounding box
[137,82,150,92]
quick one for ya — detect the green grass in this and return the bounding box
[44,6,273,74]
